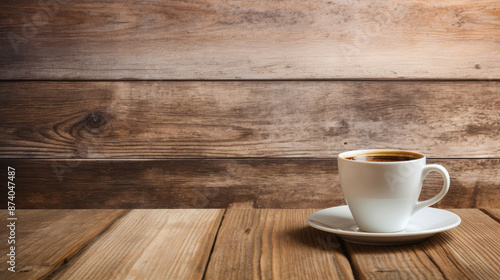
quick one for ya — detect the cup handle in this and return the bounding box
[411,164,450,217]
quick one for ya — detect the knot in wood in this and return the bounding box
[84,111,109,134]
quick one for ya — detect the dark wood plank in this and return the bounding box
[205,209,354,279]
[1,1,499,79]
[0,209,125,279]
[1,81,499,158]
[339,209,500,279]
[50,209,224,280]
[1,159,498,209]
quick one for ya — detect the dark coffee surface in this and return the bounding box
[345,155,420,162]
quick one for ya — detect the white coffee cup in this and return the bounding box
[338,149,450,233]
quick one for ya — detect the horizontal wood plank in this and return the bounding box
[1,1,499,80]
[205,209,354,279]
[0,209,125,279]
[1,81,499,158]
[50,209,224,280]
[333,209,500,279]
[1,159,498,209]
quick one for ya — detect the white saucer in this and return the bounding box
[308,206,461,245]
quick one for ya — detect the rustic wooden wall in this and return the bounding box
[1,0,499,208]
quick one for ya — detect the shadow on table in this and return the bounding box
[287,226,456,253]
[288,226,344,252]
[345,232,456,254]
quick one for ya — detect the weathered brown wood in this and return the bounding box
[343,209,500,279]
[50,209,224,280]
[346,241,445,279]
[1,159,498,209]
[424,159,500,209]
[481,209,500,223]
[420,209,500,279]
[1,1,499,80]
[205,209,354,279]
[0,209,125,280]
[1,81,499,158]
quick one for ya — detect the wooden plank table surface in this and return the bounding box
[1,209,499,279]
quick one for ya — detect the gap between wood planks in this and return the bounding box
[44,210,131,280]
[337,234,360,279]
[201,209,227,280]
[480,209,500,224]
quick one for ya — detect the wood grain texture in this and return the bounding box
[346,241,445,279]
[1,159,498,209]
[481,209,500,223]
[0,209,125,280]
[205,209,354,279]
[50,209,224,280]
[1,0,499,80]
[420,209,500,279]
[329,209,500,280]
[1,81,499,158]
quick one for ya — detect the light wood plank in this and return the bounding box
[205,209,354,279]
[346,242,445,279]
[0,209,125,280]
[1,81,499,158]
[50,209,224,280]
[1,1,499,79]
[482,209,500,223]
[1,159,498,209]
[345,209,500,279]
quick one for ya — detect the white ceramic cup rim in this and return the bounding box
[338,149,425,165]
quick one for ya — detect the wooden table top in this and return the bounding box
[1,209,499,279]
